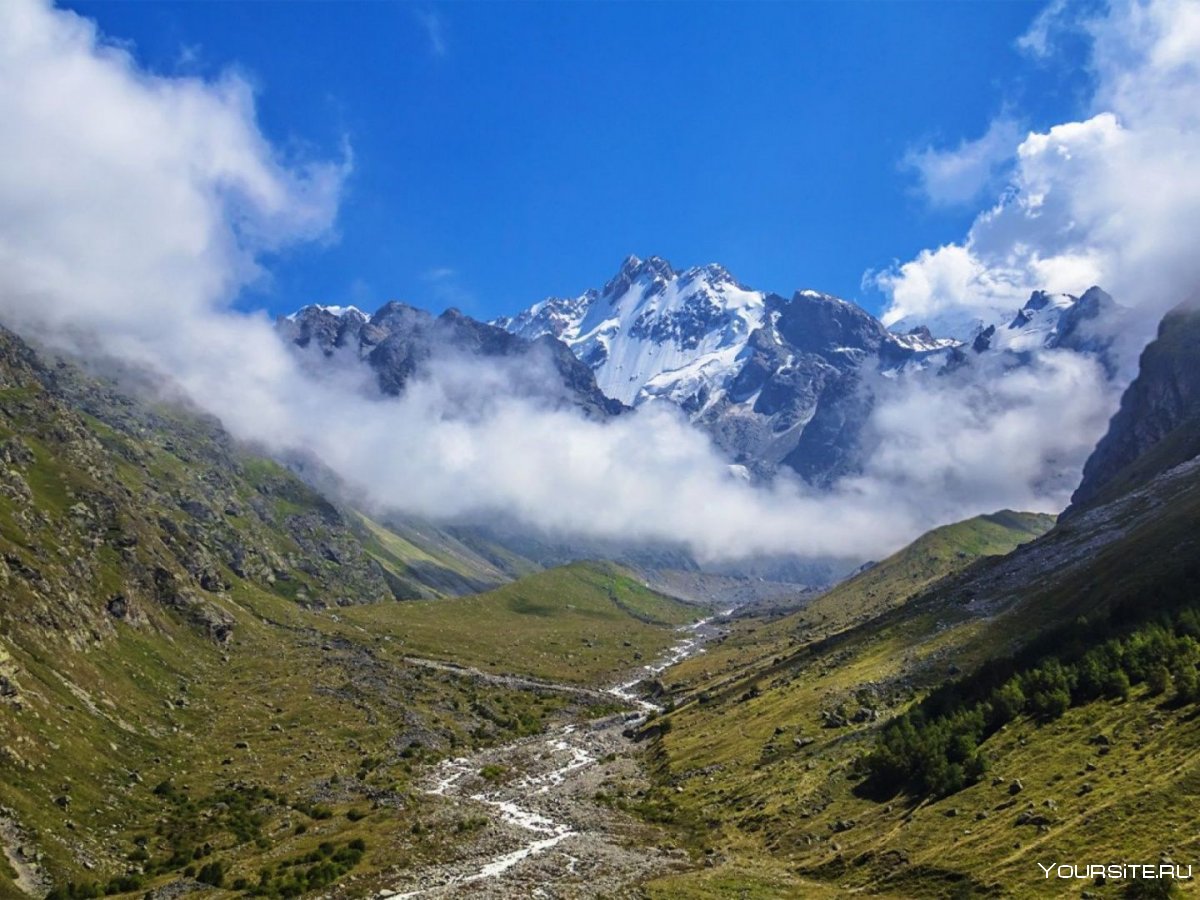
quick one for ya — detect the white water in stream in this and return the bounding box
[379,613,728,898]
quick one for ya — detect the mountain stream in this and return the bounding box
[375,614,727,899]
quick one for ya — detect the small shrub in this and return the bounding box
[479,764,508,783]
[196,861,224,887]
[1147,664,1171,695]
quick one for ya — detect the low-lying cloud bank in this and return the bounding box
[0,0,1192,564]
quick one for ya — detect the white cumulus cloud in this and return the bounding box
[876,0,1200,351]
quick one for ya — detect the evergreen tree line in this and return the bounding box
[861,607,1200,799]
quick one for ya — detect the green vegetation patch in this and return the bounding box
[341,561,707,683]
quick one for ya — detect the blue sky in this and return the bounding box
[66,1,1091,321]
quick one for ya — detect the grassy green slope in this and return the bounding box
[0,331,670,899]
[669,511,1053,695]
[794,510,1054,631]
[0,564,630,900]
[639,478,1200,898]
[341,561,708,684]
[349,511,519,600]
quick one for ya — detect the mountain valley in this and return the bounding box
[0,325,709,899]
[6,0,1200,896]
[0,271,1196,900]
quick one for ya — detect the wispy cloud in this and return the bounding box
[1017,0,1073,58]
[422,266,477,311]
[175,42,203,71]
[903,117,1024,209]
[415,9,447,57]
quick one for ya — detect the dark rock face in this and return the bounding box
[973,325,996,354]
[601,254,675,301]
[1067,305,1200,512]
[772,292,888,357]
[275,307,366,356]
[781,376,874,485]
[278,304,624,420]
[1052,287,1120,367]
[691,291,906,485]
[0,323,410,652]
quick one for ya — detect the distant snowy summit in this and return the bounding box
[494,255,1122,483]
[279,255,1122,487]
[282,304,369,322]
[495,256,767,407]
[970,287,1118,362]
[495,255,959,410]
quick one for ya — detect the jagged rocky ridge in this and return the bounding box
[1067,303,1200,512]
[498,255,1122,484]
[280,257,1121,487]
[277,302,623,420]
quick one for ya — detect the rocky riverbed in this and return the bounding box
[372,615,727,898]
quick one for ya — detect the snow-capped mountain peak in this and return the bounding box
[970,287,1119,359]
[888,325,960,353]
[284,303,368,323]
[999,290,1077,351]
[277,259,1122,490]
[601,254,676,300]
[496,255,769,407]
[495,257,1121,485]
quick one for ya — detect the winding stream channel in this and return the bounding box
[377,613,727,899]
